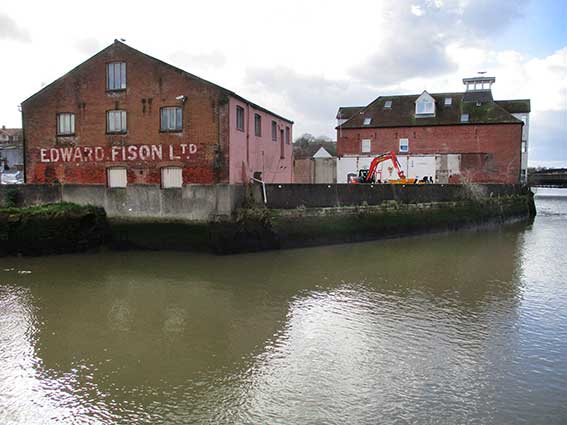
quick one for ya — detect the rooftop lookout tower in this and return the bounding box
[462,76,496,103]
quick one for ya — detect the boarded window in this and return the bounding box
[399,138,409,153]
[236,106,244,131]
[254,113,261,137]
[106,62,126,90]
[161,107,183,131]
[361,139,371,153]
[107,110,127,133]
[161,167,183,188]
[107,168,127,188]
[57,113,75,135]
[272,121,277,141]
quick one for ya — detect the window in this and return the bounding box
[161,107,182,131]
[361,139,371,153]
[363,117,372,125]
[399,138,409,153]
[521,141,527,153]
[236,106,244,131]
[444,97,452,106]
[384,100,392,109]
[106,62,126,90]
[57,113,75,135]
[107,167,127,188]
[161,167,183,188]
[271,121,277,141]
[285,126,290,144]
[107,110,127,133]
[416,99,434,115]
[460,113,469,123]
[254,113,262,137]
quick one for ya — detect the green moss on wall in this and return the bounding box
[0,203,108,256]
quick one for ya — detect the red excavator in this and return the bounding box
[349,151,419,184]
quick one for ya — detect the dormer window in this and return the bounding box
[363,117,372,125]
[384,100,392,109]
[416,99,434,114]
[444,97,452,106]
[460,113,469,123]
[415,91,435,116]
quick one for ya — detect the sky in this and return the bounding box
[0,0,565,167]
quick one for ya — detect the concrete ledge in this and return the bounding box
[262,183,527,209]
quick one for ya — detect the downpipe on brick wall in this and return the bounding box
[250,177,267,204]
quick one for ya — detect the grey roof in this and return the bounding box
[336,106,364,120]
[496,99,531,113]
[463,90,494,103]
[337,91,525,129]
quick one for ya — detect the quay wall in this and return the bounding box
[0,183,535,254]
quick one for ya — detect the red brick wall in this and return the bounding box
[337,124,523,183]
[23,42,229,185]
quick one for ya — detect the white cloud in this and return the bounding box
[75,37,101,55]
[0,0,563,165]
[0,13,30,42]
[411,5,425,16]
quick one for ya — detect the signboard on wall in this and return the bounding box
[38,143,198,163]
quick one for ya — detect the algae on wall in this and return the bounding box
[0,203,108,256]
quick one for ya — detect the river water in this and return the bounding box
[1,188,566,424]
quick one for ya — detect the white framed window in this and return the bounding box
[399,138,409,153]
[363,117,372,125]
[106,62,126,90]
[444,97,452,106]
[384,100,392,109]
[271,121,277,141]
[416,99,434,115]
[107,167,127,188]
[361,139,371,153]
[107,110,127,133]
[161,167,183,188]
[460,113,469,123]
[236,106,244,131]
[57,113,75,135]
[161,107,182,131]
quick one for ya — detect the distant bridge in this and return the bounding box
[529,170,567,187]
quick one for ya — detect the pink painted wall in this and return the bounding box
[228,97,293,184]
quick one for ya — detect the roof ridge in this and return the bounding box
[22,40,293,123]
[491,100,523,123]
[339,97,379,127]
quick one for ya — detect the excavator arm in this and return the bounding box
[352,151,418,184]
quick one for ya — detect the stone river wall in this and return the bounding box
[0,183,535,255]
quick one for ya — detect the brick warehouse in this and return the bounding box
[336,76,530,184]
[22,40,293,187]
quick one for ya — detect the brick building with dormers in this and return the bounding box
[22,40,293,187]
[336,77,530,184]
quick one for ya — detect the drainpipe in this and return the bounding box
[250,176,267,204]
[246,103,250,167]
[20,105,26,184]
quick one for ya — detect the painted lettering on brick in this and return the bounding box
[38,144,198,163]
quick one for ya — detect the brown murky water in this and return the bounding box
[1,188,566,424]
